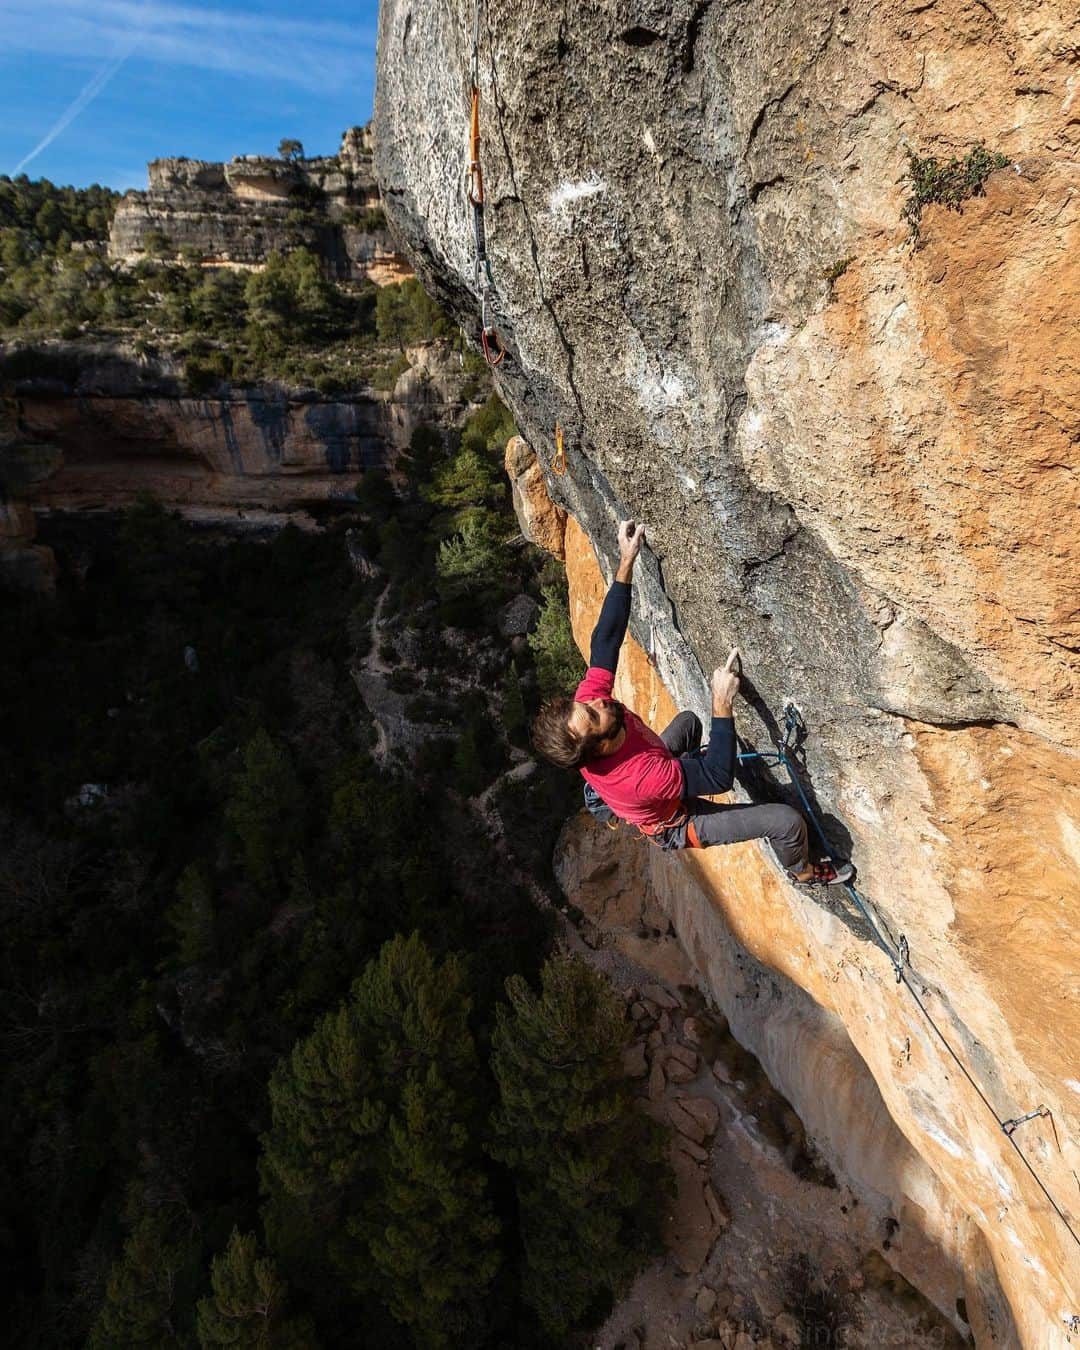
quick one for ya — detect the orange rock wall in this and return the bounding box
[564,517,1080,1347]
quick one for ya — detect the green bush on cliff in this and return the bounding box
[376,276,454,347]
[901,143,1010,240]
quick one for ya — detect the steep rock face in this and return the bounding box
[110,127,410,283]
[504,434,567,558]
[561,520,1076,1345]
[374,5,1079,1343]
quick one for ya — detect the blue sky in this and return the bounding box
[1,0,381,190]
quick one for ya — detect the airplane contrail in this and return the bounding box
[14,40,138,175]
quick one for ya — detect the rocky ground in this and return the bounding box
[555,812,969,1350]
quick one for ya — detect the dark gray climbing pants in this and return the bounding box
[656,711,809,870]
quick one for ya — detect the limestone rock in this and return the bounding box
[110,126,410,285]
[4,340,474,530]
[375,1,1080,1338]
[623,1041,648,1079]
[704,1182,730,1230]
[675,1135,709,1164]
[712,1059,735,1086]
[695,1287,717,1317]
[503,435,567,559]
[675,1094,720,1138]
[497,593,539,638]
[613,933,694,987]
[772,1313,800,1346]
[663,1146,723,1275]
[666,1043,699,1084]
[668,1042,698,1070]
[667,1098,707,1146]
[641,982,681,1011]
[647,1055,666,1103]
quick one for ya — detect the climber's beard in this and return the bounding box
[601,699,625,740]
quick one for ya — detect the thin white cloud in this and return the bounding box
[15,44,138,173]
[0,0,375,93]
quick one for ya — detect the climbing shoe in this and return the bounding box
[789,858,855,887]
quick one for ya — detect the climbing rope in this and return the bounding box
[466,0,506,367]
[735,703,1080,1255]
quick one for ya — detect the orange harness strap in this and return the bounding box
[638,802,702,849]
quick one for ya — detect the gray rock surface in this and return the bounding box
[371,0,1009,852]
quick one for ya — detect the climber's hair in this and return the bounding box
[531,696,605,769]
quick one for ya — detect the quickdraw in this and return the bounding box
[466,1,506,367]
[551,422,567,475]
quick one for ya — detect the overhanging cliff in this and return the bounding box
[374,2,1080,1344]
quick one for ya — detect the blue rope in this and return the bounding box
[736,703,1080,1254]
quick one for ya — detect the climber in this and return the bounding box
[530,520,853,884]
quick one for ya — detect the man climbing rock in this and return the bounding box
[531,520,852,884]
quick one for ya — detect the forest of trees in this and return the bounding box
[0,177,454,393]
[1,372,668,1345]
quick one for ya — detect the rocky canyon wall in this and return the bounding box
[0,340,477,585]
[374,2,1080,1344]
[109,126,411,284]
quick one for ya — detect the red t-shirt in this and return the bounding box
[574,666,683,829]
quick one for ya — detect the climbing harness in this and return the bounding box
[551,422,567,476]
[734,700,1080,1255]
[466,0,506,367]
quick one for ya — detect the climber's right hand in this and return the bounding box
[711,648,741,715]
[617,519,645,564]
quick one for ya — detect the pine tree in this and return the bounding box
[88,1215,197,1349]
[261,934,500,1345]
[422,446,503,514]
[489,956,668,1338]
[167,862,215,964]
[500,662,527,742]
[225,729,303,888]
[368,1070,501,1347]
[528,580,584,697]
[196,1228,317,1349]
[452,724,486,798]
[434,509,505,598]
